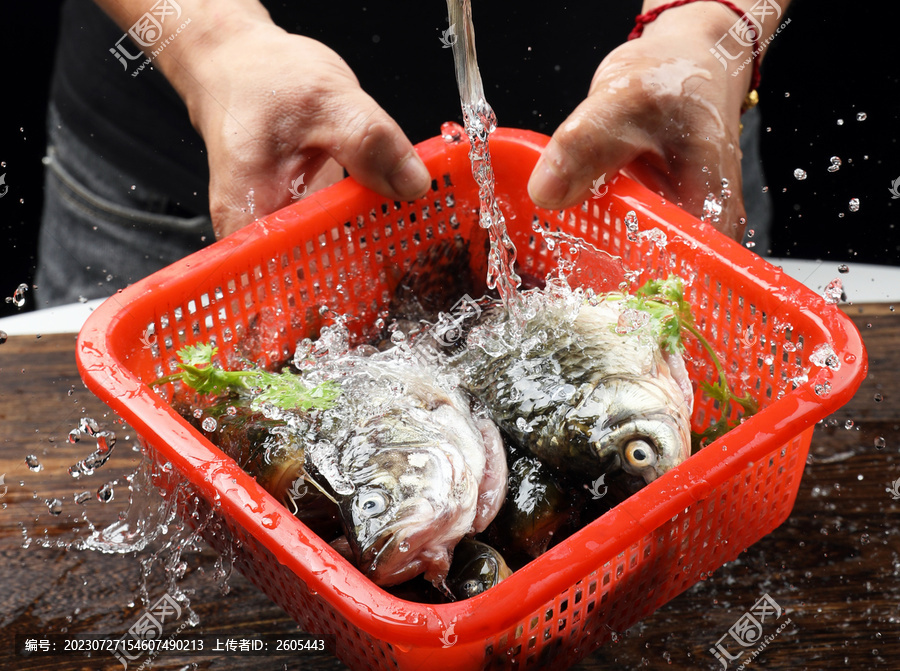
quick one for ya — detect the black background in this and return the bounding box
[1,0,898,318]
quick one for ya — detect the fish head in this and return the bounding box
[561,379,692,485]
[337,409,478,587]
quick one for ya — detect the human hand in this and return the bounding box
[527,4,757,241]
[159,13,431,238]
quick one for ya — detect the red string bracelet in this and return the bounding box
[628,0,761,107]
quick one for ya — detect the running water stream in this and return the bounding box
[445,0,523,314]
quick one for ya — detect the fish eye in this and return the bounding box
[625,440,657,469]
[355,490,390,518]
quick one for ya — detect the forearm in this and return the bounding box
[640,1,792,65]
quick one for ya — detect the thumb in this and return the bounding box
[527,96,653,211]
[324,89,432,202]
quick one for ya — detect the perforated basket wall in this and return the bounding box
[77,128,866,671]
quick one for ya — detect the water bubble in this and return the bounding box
[827,156,842,173]
[793,168,807,181]
[838,264,849,274]
[74,491,92,505]
[192,408,203,419]
[97,483,115,503]
[857,112,867,121]
[201,417,217,432]
[874,436,886,449]
[823,278,843,305]
[25,455,42,472]
[849,198,860,212]
[47,499,63,516]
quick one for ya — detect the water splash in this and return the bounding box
[68,417,117,477]
[827,156,841,173]
[793,169,807,181]
[848,198,860,212]
[823,279,843,305]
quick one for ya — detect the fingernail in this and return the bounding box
[528,147,571,208]
[389,152,431,200]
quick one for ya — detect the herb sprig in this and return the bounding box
[616,276,758,449]
[152,343,340,412]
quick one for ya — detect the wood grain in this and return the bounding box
[1,305,896,670]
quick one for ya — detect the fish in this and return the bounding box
[445,539,513,600]
[449,285,693,485]
[306,357,507,590]
[169,344,507,593]
[482,450,580,565]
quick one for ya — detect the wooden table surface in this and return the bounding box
[1,303,897,671]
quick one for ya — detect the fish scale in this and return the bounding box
[454,291,693,481]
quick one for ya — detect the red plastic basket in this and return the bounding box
[76,128,866,670]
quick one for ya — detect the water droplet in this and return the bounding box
[192,408,203,419]
[860,533,870,545]
[856,112,867,121]
[844,419,854,429]
[398,541,410,553]
[874,393,883,403]
[440,121,465,144]
[836,118,844,125]
[849,198,860,212]
[823,278,843,304]
[97,483,115,503]
[201,416,217,432]
[624,210,639,232]
[130,185,136,191]
[0,331,7,345]
[814,381,831,396]
[827,156,841,173]
[226,405,237,416]
[25,455,42,472]
[74,491,92,505]
[810,344,841,370]
[793,168,807,181]
[838,264,849,274]
[874,436,886,449]
[5,283,28,307]
[47,498,63,516]
[701,194,723,223]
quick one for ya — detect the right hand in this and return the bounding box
[170,20,431,238]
